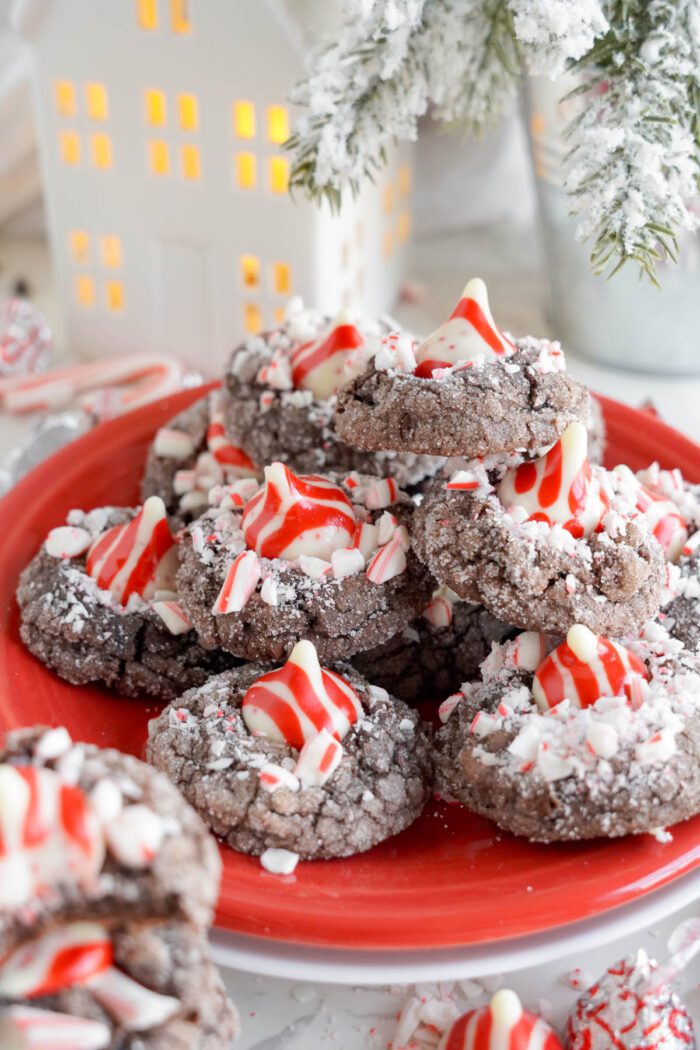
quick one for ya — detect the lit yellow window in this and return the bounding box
[105,280,125,311]
[137,0,158,30]
[234,101,255,139]
[235,152,256,189]
[240,255,260,288]
[170,0,191,33]
[268,156,289,194]
[99,235,122,269]
[149,139,170,175]
[91,133,113,169]
[181,143,201,180]
[244,303,262,334]
[382,230,393,260]
[397,210,411,243]
[68,230,90,264]
[85,83,108,121]
[75,275,95,307]
[272,262,291,295]
[274,306,285,324]
[59,130,80,165]
[145,89,167,126]
[54,80,76,117]
[178,93,198,131]
[398,164,411,198]
[383,183,394,214]
[267,105,289,145]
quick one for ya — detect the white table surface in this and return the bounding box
[0,228,698,1048]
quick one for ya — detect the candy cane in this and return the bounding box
[290,314,364,400]
[86,496,177,605]
[414,278,515,378]
[0,923,112,999]
[89,966,180,1031]
[438,990,562,1050]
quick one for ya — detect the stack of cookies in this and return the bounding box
[15,276,700,880]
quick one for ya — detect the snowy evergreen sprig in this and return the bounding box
[288,0,700,282]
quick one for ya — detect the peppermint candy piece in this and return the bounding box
[438,989,562,1050]
[0,765,105,909]
[289,314,364,400]
[105,804,165,869]
[0,922,112,999]
[498,422,609,539]
[364,478,398,510]
[206,392,257,477]
[242,462,355,561]
[0,1007,111,1050]
[45,526,91,559]
[0,298,52,379]
[86,496,177,605]
[330,547,365,580]
[615,465,688,562]
[89,966,180,1031]
[294,728,344,787]
[532,624,649,711]
[366,534,407,584]
[242,639,363,748]
[424,587,454,627]
[414,278,515,378]
[213,550,261,614]
[153,427,196,460]
[258,763,300,793]
[151,599,192,635]
[511,631,548,672]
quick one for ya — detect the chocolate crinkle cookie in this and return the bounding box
[436,624,700,842]
[147,641,433,861]
[0,725,239,1048]
[177,464,435,663]
[142,388,259,523]
[333,279,590,460]
[414,423,665,638]
[17,499,236,701]
[352,588,514,704]
[224,298,444,486]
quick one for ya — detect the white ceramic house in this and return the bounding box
[13,0,413,370]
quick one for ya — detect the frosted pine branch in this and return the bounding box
[509,0,608,77]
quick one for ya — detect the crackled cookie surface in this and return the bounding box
[334,279,590,459]
[436,624,700,841]
[225,300,444,485]
[147,641,433,860]
[17,499,235,700]
[177,464,435,662]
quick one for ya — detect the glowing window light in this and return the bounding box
[244,303,262,334]
[383,183,394,214]
[178,93,198,131]
[105,280,125,311]
[75,275,95,307]
[99,235,122,269]
[145,88,167,126]
[54,80,76,117]
[181,143,201,180]
[272,262,291,295]
[274,306,285,324]
[240,255,260,288]
[91,133,113,169]
[268,156,289,194]
[234,101,255,139]
[397,210,411,243]
[85,83,108,121]
[59,130,81,165]
[170,0,191,33]
[267,105,289,145]
[149,139,170,175]
[69,230,89,263]
[235,152,256,189]
[137,0,158,30]
[398,164,411,198]
[382,230,393,260]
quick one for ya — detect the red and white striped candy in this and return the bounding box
[294,728,344,787]
[151,599,192,635]
[258,763,300,793]
[241,639,363,748]
[206,393,257,478]
[364,478,398,510]
[438,990,562,1050]
[213,550,261,614]
[0,1007,110,1050]
[89,966,180,1031]
[0,299,52,379]
[414,278,515,378]
[242,463,356,561]
[290,314,364,399]
[424,587,455,627]
[366,534,407,584]
[153,427,196,460]
[636,487,687,562]
[86,496,177,605]
[45,526,91,560]
[532,624,649,711]
[511,632,548,672]
[498,423,609,539]
[0,922,112,999]
[0,765,104,909]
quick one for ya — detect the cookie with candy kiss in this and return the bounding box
[147,642,434,861]
[224,299,444,486]
[438,989,562,1050]
[414,423,664,638]
[176,464,435,663]
[434,623,700,842]
[334,277,589,459]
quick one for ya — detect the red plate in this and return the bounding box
[0,388,699,951]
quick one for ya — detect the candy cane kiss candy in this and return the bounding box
[414,278,515,378]
[86,496,177,604]
[438,989,562,1050]
[289,313,364,399]
[0,922,112,998]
